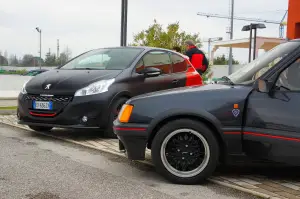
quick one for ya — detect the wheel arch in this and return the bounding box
[147,111,227,163]
[108,91,132,109]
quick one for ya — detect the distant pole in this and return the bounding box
[228,0,234,75]
[253,27,257,60]
[248,27,253,63]
[123,0,128,46]
[57,39,60,59]
[36,27,42,69]
[120,0,124,46]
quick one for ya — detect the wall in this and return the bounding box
[287,0,300,40]
[0,66,57,71]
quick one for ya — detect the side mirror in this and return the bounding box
[141,67,161,77]
[255,79,272,93]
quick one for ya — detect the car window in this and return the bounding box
[78,54,111,66]
[171,53,187,73]
[135,51,171,74]
[276,58,300,91]
[60,48,143,70]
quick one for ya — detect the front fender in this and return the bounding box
[147,108,225,142]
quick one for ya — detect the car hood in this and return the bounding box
[129,83,254,127]
[131,84,241,100]
[130,83,253,113]
[25,69,122,95]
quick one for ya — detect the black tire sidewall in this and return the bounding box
[151,119,219,184]
[103,97,128,138]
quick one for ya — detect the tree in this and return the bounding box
[45,52,57,66]
[213,54,240,65]
[64,47,72,61]
[130,19,201,52]
[8,54,18,66]
[21,54,34,66]
[4,50,8,59]
[57,52,68,65]
[0,56,8,66]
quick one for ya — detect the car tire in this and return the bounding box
[103,97,129,138]
[28,125,53,132]
[151,119,219,184]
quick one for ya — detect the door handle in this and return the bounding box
[172,79,179,84]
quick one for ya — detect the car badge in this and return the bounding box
[232,104,240,117]
[45,84,51,90]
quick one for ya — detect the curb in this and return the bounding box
[0,97,18,100]
[208,178,273,199]
[0,110,16,115]
[0,119,275,199]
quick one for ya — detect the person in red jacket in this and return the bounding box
[184,40,209,75]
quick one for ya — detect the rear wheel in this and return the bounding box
[28,125,53,132]
[151,119,219,184]
[103,97,128,138]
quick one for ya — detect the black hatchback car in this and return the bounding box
[17,47,202,137]
[114,40,300,184]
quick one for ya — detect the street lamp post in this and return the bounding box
[242,23,266,62]
[120,0,128,46]
[36,27,42,69]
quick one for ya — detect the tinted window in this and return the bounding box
[276,58,300,91]
[135,51,171,74]
[171,53,187,73]
[60,48,143,70]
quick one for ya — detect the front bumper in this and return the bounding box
[17,92,113,129]
[113,120,149,160]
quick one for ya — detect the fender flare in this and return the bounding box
[147,108,225,145]
[108,91,132,110]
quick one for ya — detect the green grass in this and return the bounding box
[0,106,17,110]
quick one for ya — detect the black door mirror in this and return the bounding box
[141,67,162,77]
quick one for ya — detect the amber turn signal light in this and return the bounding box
[118,104,133,123]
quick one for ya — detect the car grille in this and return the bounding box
[25,95,72,102]
[25,94,73,115]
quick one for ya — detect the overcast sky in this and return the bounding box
[0,0,288,62]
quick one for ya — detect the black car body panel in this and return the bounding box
[115,84,253,160]
[114,40,300,166]
[18,47,202,130]
[26,69,123,95]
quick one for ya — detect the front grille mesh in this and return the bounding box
[25,95,72,102]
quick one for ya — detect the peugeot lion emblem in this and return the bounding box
[45,84,51,90]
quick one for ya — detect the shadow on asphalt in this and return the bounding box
[215,164,300,181]
[36,128,108,140]
[24,128,300,182]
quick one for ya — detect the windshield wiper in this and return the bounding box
[219,76,234,85]
[72,68,98,70]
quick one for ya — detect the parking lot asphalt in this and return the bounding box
[0,123,260,199]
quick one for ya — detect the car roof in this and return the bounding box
[92,46,180,53]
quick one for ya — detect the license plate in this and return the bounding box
[33,101,53,110]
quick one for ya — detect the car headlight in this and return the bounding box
[20,81,28,94]
[74,78,115,97]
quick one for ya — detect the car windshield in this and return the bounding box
[60,48,144,70]
[224,41,300,85]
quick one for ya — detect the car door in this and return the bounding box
[243,57,300,165]
[170,52,188,88]
[130,50,175,96]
